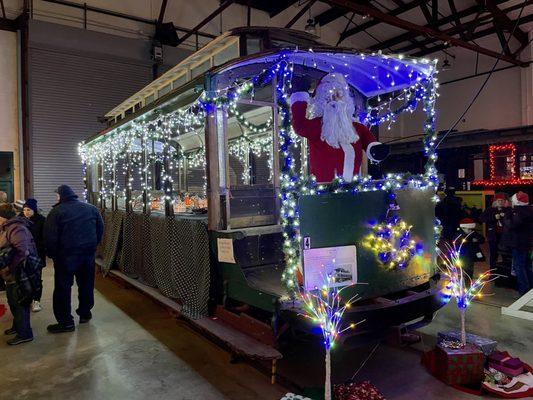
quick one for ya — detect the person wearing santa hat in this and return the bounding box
[502,191,533,296]
[480,193,511,271]
[455,218,485,278]
[290,73,389,183]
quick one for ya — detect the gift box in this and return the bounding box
[489,351,524,377]
[0,304,5,318]
[433,343,485,386]
[334,381,386,400]
[438,330,498,356]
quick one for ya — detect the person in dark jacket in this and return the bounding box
[0,209,38,345]
[480,193,511,270]
[21,198,46,312]
[436,188,463,241]
[502,191,533,296]
[44,185,104,333]
[455,218,485,278]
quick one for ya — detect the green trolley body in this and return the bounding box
[82,27,444,344]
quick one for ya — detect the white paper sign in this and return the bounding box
[217,238,236,263]
[303,245,357,290]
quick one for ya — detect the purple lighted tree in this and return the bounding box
[438,237,501,346]
[298,274,363,400]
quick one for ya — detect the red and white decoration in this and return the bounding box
[290,73,384,183]
[459,218,476,230]
[511,191,529,206]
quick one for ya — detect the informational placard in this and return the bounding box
[303,245,357,290]
[217,238,236,263]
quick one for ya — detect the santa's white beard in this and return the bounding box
[320,100,359,149]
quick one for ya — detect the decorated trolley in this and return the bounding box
[81,27,444,344]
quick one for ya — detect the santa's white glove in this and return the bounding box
[366,142,390,163]
[290,92,310,106]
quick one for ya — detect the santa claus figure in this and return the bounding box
[290,73,389,182]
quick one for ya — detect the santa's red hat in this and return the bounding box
[511,191,529,206]
[493,193,507,201]
[459,218,476,229]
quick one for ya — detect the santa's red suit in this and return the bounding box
[290,92,380,183]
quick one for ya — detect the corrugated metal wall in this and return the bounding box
[29,47,152,211]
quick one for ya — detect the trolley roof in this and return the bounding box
[215,49,436,98]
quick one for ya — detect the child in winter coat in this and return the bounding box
[21,198,46,312]
[456,218,485,278]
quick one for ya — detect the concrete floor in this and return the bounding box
[1,265,531,400]
[276,296,533,400]
[0,267,285,400]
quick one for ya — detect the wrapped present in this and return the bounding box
[438,330,497,356]
[0,304,5,318]
[434,343,485,386]
[489,351,524,377]
[334,381,386,400]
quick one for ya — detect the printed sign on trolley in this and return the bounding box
[303,245,357,290]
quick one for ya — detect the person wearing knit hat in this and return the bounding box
[501,191,533,296]
[20,198,46,312]
[44,185,104,333]
[0,210,37,344]
[456,218,486,278]
[480,193,511,271]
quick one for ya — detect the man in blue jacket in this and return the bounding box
[45,185,104,333]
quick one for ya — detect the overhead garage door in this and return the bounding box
[29,47,152,211]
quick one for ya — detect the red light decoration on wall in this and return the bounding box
[473,143,533,187]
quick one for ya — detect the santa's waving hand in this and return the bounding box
[290,73,389,183]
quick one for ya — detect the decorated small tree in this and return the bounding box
[299,275,363,400]
[438,237,500,346]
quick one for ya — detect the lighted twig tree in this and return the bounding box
[438,237,501,346]
[299,275,363,400]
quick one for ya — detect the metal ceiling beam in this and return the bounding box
[285,0,318,28]
[419,2,434,25]
[447,0,467,40]
[411,12,533,58]
[495,26,512,55]
[395,1,532,54]
[337,0,426,44]
[1,0,6,19]
[41,0,217,39]
[315,6,346,26]
[367,0,510,51]
[477,0,529,46]
[269,1,300,17]
[371,0,429,53]
[432,0,438,24]
[157,0,168,24]
[0,16,17,31]
[336,11,355,45]
[175,0,235,46]
[327,0,527,66]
